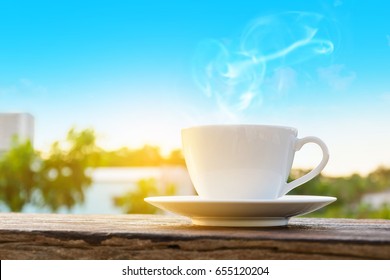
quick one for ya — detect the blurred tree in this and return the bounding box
[37,128,100,211]
[97,145,164,166]
[0,128,99,212]
[366,166,390,192]
[165,149,186,165]
[132,145,163,166]
[96,146,186,167]
[0,137,39,211]
[289,167,390,219]
[113,178,176,214]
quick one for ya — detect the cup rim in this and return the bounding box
[182,124,298,133]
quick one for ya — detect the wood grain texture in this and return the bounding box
[0,213,389,259]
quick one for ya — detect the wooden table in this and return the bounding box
[0,213,389,259]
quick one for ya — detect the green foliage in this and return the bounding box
[113,178,176,214]
[0,137,39,211]
[96,146,185,167]
[289,167,390,219]
[37,128,100,211]
[96,146,162,167]
[165,149,186,166]
[0,128,98,212]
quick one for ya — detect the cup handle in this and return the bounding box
[280,136,329,196]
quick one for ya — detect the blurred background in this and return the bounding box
[1,0,390,218]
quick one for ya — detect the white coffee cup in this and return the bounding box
[182,124,329,200]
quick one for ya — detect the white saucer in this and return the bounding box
[145,195,336,227]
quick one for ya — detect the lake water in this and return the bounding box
[4,167,194,214]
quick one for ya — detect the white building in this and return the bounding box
[0,113,34,152]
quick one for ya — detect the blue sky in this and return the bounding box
[0,0,390,175]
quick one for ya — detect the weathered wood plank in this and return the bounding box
[0,213,389,259]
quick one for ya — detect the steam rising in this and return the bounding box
[193,12,335,118]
